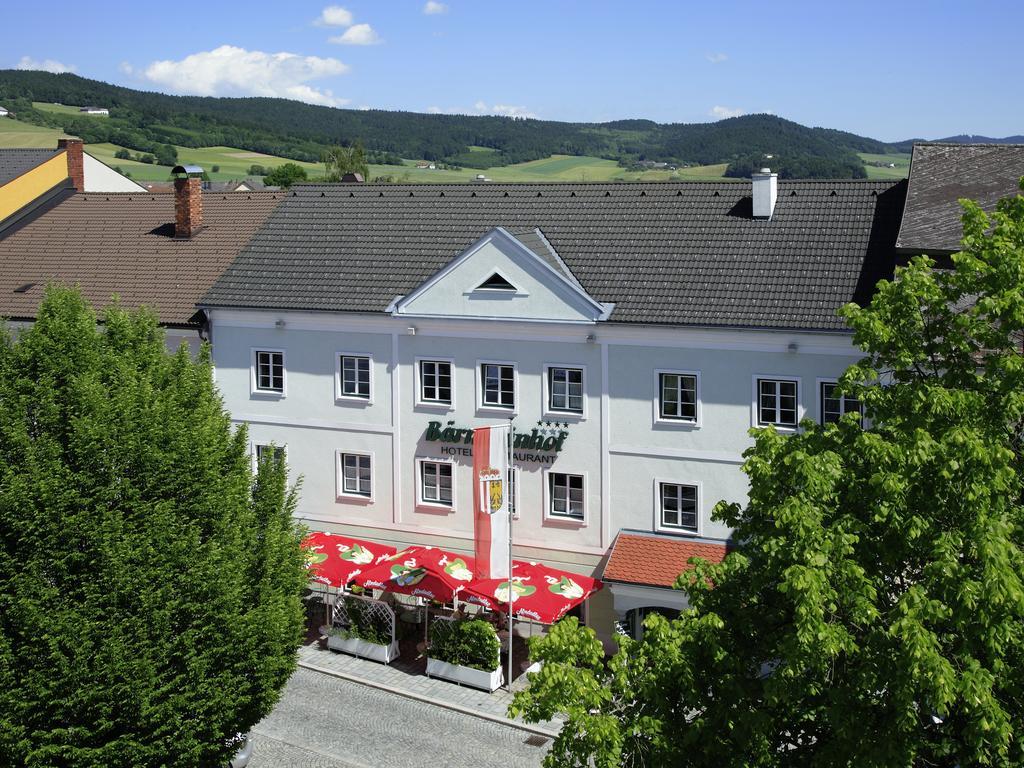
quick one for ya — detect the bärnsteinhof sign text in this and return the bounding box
[425,420,569,464]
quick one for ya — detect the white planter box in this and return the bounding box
[426,656,504,692]
[327,633,399,664]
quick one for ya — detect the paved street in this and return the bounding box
[249,668,550,768]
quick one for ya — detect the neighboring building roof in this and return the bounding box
[897,143,1024,254]
[0,149,60,186]
[0,191,283,327]
[603,531,729,589]
[202,179,906,332]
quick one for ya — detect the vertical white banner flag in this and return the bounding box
[472,424,511,580]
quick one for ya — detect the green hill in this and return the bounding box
[0,70,910,180]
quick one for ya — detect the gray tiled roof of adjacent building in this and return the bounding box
[897,143,1024,254]
[201,179,906,332]
[0,148,60,186]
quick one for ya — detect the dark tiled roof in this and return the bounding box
[0,148,60,186]
[897,143,1024,254]
[603,531,729,589]
[0,191,283,327]
[202,180,905,331]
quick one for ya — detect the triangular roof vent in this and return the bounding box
[476,272,517,291]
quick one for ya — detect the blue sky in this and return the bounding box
[5,1,1021,141]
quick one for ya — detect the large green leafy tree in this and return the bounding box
[0,288,308,767]
[512,187,1024,767]
[321,141,369,182]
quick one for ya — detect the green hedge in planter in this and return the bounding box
[428,618,500,672]
[331,596,391,646]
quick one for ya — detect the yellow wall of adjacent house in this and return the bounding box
[0,152,68,221]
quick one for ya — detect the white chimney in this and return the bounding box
[752,167,778,219]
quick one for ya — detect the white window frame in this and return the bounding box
[543,363,587,420]
[416,456,456,511]
[336,450,374,501]
[251,442,287,473]
[542,468,588,526]
[250,348,286,397]
[816,378,864,426]
[751,375,802,430]
[334,352,373,404]
[653,477,702,536]
[415,357,456,410]
[653,368,701,428]
[475,359,518,414]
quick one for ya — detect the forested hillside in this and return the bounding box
[0,70,906,179]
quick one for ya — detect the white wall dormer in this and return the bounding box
[389,227,613,324]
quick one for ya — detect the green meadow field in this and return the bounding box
[858,152,912,179]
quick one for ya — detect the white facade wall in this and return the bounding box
[211,308,860,630]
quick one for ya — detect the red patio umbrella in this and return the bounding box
[350,546,477,603]
[303,531,398,589]
[462,560,603,624]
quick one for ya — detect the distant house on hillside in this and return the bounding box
[79,106,110,116]
[0,107,9,118]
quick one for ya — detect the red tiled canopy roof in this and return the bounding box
[603,532,729,589]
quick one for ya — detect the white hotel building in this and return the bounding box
[198,170,910,642]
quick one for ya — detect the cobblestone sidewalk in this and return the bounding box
[297,635,563,735]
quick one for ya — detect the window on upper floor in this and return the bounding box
[480,362,515,410]
[547,366,584,414]
[419,460,453,507]
[659,482,698,533]
[338,355,371,400]
[254,350,284,393]
[338,452,372,498]
[658,371,698,423]
[419,360,453,406]
[253,443,286,472]
[757,378,798,427]
[820,381,863,426]
[548,472,585,521]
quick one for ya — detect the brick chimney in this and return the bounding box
[57,137,84,191]
[172,166,204,238]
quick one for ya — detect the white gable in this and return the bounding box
[84,153,146,192]
[391,227,611,324]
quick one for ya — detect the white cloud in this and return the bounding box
[706,52,728,64]
[141,45,350,107]
[16,56,76,74]
[490,103,538,119]
[426,105,443,114]
[317,5,354,26]
[423,1,448,14]
[710,105,744,120]
[330,23,381,45]
[118,61,135,75]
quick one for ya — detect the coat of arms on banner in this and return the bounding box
[478,466,504,513]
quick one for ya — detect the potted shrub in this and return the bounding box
[426,618,503,691]
[327,595,399,663]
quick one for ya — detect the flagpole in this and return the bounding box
[507,419,515,693]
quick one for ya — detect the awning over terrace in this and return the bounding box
[462,560,603,624]
[302,536,602,625]
[303,531,398,589]
[351,546,477,603]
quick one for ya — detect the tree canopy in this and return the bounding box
[322,142,369,181]
[511,185,1024,767]
[0,288,308,767]
[263,162,308,188]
